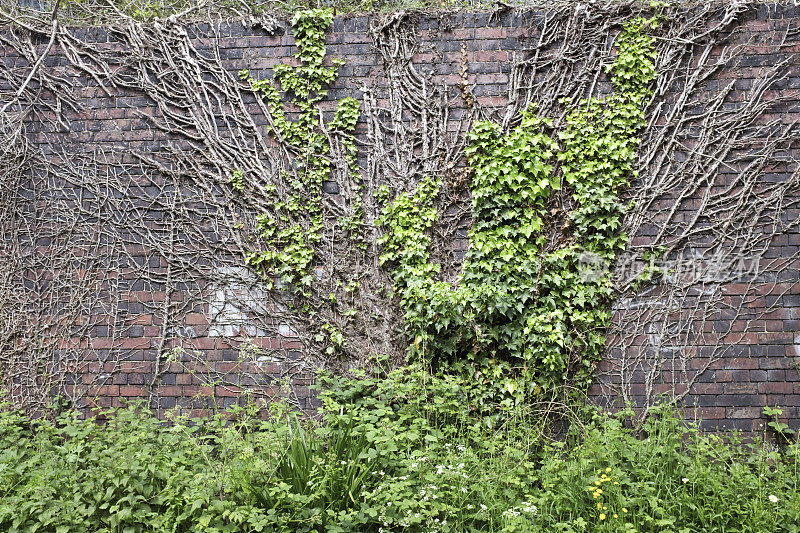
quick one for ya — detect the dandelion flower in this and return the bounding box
[769,495,779,503]
[622,508,628,513]
[605,467,612,473]
[599,514,606,520]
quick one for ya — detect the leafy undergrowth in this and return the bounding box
[1,367,799,533]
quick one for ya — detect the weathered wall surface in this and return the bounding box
[2,3,799,431]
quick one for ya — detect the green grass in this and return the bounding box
[1,367,799,532]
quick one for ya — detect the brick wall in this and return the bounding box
[2,4,800,430]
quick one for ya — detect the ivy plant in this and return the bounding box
[240,9,361,292]
[379,17,657,404]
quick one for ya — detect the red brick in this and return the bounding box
[216,386,242,397]
[696,407,725,420]
[87,385,119,396]
[726,407,762,419]
[119,386,146,397]
[185,313,208,325]
[476,27,505,39]
[766,320,784,332]
[121,338,150,349]
[758,382,793,394]
[157,386,181,397]
[726,358,760,370]
[692,383,723,395]
[724,382,758,394]
[120,361,153,373]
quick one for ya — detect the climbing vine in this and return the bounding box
[240,9,360,292]
[379,17,657,403]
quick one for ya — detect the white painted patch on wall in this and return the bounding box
[207,266,271,337]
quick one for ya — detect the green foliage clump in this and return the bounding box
[241,9,360,291]
[377,176,443,331]
[531,406,800,532]
[378,18,657,402]
[560,16,657,256]
[2,377,800,533]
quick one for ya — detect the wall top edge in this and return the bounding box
[3,1,798,42]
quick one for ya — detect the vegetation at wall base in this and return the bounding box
[1,367,799,533]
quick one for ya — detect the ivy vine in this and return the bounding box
[239,9,361,292]
[379,17,657,404]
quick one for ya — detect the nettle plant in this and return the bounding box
[240,9,361,291]
[379,18,657,404]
